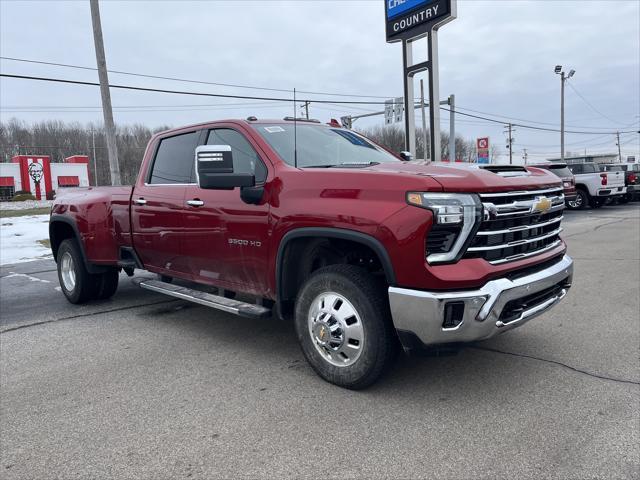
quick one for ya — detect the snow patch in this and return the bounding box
[0,200,53,211]
[0,214,53,265]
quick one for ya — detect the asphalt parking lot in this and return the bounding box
[1,204,639,479]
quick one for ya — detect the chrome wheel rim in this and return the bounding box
[60,252,76,292]
[308,292,364,367]
[568,194,582,209]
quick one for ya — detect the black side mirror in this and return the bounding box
[399,151,413,162]
[195,145,255,189]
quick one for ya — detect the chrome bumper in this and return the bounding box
[388,255,573,349]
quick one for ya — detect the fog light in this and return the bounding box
[443,301,465,329]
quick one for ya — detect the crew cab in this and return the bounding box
[600,163,640,202]
[566,162,626,209]
[49,118,573,389]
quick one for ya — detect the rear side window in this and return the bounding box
[149,131,200,184]
[568,164,583,174]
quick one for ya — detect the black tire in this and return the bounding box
[95,269,119,300]
[567,188,589,210]
[294,265,399,390]
[56,239,100,304]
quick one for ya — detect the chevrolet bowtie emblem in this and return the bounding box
[532,196,552,214]
[319,326,327,341]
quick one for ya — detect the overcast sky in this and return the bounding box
[1,0,639,163]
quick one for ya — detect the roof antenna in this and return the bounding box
[293,87,298,168]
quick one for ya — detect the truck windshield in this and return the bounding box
[255,124,400,167]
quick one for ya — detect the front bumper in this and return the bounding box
[388,255,573,349]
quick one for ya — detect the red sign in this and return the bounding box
[477,137,489,149]
[476,137,490,164]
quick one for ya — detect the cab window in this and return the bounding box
[568,164,583,174]
[206,129,267,183]
[149,131,200,184]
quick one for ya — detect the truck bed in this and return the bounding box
[51,186,134,265]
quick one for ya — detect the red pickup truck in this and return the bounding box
[50,118,573,389]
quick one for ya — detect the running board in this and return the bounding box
[137,279,271,319]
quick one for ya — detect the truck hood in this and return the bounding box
[355,161,562,193]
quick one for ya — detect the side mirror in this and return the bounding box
[399,151,413,162]
[195,145,255,189]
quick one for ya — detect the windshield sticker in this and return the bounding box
[264,126,285,133]
[331,129,375,149]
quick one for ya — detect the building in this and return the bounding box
[547,153,618,165]
[0,155,91,201]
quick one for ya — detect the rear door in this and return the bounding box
[131,130,201,275]
[183,126,271,295]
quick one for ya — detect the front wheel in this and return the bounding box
[567,189,588,210]
[294,265,399,390]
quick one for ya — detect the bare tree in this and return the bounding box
[0,118,169,185]
[357,124,476,161]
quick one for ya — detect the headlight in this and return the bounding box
[407,192,482,264]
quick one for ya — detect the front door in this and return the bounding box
[183,127,271,296]
[131,130,201,275]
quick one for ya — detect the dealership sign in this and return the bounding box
[385,0,454,42]
[477,137,490,164]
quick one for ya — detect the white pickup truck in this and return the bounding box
[566,162,626,209]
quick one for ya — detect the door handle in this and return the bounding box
[134,198,147,205]
[186,199,204,207]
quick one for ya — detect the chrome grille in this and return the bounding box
[464,188,565,264]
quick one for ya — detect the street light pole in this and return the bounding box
[555,65,575,164]
[560,71,565,162]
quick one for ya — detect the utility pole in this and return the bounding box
[522,148,528,164]
[504,123,515,164]
[616,131,622,162]
[448,94,455,162]
[302,101,310,120]
[90,0,121,186]
[420,79,428,160]
[91,128,98,186]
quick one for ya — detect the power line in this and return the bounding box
[566,81,631,126]
[438,105,635,135]
[0,101,286,109]
[0,104,290,113]
[453,105,635,131]
[2,72,638,135]
[0,72,390,105]
[0,55,392,99]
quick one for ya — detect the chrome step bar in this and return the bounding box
[137,279,271,319]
